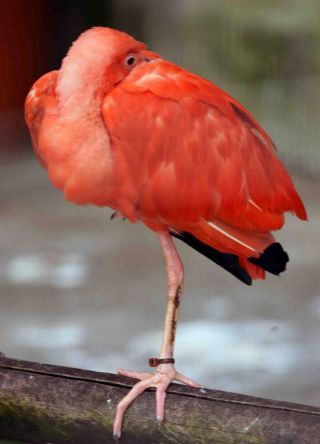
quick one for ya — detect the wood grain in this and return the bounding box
[0,356,319,443]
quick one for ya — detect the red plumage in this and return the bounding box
[25,27,306,279]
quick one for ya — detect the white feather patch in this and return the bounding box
[207,221,257,252]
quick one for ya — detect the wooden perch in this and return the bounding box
[0,355,320,443]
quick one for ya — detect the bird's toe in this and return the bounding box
[117,368,151,380]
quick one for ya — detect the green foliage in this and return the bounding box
[187,0,320,82]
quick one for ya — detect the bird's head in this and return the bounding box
[56,27,157,110]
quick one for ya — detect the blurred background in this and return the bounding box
[0,0,319,407]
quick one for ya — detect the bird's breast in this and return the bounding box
[39,109,118,207]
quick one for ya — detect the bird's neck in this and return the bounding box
[49,60,115,206]
[56,30,116,116]
[56,67,109,118]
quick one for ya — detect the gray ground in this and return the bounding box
[0,154,319,406]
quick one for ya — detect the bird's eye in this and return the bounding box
[125,54,137,67]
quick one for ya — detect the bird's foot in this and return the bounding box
[110,211,126,221]
[113,363,201,439]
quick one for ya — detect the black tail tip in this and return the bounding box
[249,242,289,275]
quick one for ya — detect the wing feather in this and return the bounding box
[103,59,306,240]
[25,71,58,169]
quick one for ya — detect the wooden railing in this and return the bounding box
[0,355,319,443]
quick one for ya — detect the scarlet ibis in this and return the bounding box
[25,27,307,438]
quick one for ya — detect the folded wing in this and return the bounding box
[102,59,306,244]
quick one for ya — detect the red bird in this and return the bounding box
[25,27,307,437]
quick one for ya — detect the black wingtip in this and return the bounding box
[170,230,253,285]
[249,242,289,275]
[171,231,289,284]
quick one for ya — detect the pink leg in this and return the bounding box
[113,231,202,438]
[158,229,184,359]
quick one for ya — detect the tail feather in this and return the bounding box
[239,258,266,280]
[191,219,274,258]
[171,230,289,284]
[171,230,253,285]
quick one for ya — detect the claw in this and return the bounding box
[110,211,127,221]
[110,211,119,220]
